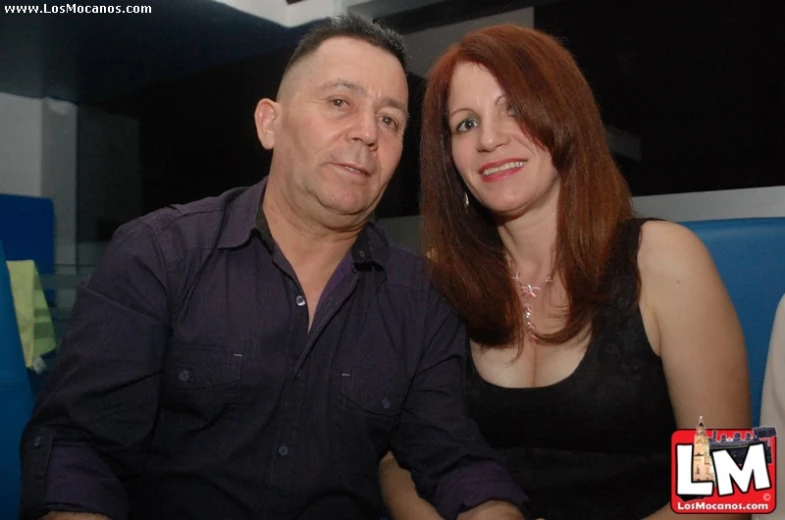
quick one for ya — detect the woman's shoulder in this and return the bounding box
[635,219,729,353]
[636,219,717,282]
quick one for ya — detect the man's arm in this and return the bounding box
[380,453,525,520]
[42,514,109,520]
[20,218,172,520]
[387,286,528,520]
[457,500,524,520]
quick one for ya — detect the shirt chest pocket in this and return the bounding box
[161,341,244,422]
[338,363,409,444]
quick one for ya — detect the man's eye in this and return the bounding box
[330,99,347,108]
[381,115,399,130]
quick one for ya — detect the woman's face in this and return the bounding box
[447,61,560,220]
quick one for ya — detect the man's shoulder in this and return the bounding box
[138,185,248,234]
[124,184,254,251]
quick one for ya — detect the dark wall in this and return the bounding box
[374,74,426,219]
[82,0,785,242]
[535,0,785,196]
[133,49,287,214]
[86,45,425,241]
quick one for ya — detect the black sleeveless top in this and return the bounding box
[466,219,677,520]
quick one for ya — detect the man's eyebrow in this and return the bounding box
[383,96,409,120]
[318,79,364,95]
[318,79,409,119]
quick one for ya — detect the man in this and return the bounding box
[20,14,528,520]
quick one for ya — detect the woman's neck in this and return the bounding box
[497,204,558,283]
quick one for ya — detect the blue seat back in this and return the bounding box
[0,241,34,518]
[0,194,55,311]
[681,217,785,425]
[0,194,55,275]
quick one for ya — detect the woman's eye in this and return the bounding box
[456,119,477,133]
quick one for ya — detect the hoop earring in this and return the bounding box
[463,191,470,209]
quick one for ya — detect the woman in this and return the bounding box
[379,24,750,520]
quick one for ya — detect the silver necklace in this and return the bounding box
[511,268,553,341]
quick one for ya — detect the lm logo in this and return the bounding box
[671,417,777,514]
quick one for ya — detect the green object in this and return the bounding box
[6,260,57,373]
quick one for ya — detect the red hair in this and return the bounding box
[420,25,635,348]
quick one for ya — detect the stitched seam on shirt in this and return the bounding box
[137,218,175,325]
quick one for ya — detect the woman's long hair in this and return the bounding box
[419,25,635,348]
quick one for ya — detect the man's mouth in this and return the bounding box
[337,163,371,176]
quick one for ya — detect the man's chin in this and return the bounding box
[318,199,375,224]
[320,193,376,216]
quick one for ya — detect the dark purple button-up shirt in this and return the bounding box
[20,178,528,520]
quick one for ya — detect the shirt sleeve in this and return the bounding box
[389,286,530,520]
[19,218,172,520]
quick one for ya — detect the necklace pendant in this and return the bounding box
[510,265,553,345]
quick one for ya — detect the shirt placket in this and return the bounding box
[260,264,311,516]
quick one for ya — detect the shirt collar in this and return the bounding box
[215,177,266,250]
[218,175,389,269]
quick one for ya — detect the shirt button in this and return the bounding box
[278,445,289,456]
[380,398,391,410]
[33,435,44,449]
[295,295,306,307]
[358,250,366,259]
[178,369,191,383]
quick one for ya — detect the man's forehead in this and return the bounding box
[304,41,407,96]
[312,36,384,59]
[308,38,403,78]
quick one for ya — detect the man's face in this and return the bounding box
[259,37,409,222]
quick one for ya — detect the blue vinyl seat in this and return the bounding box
[0,241,35,518]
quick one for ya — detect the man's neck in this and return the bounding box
[261,181,361,276]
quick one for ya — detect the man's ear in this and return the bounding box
[254,98,280,150]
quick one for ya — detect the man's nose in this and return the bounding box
[347,111,379,149]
